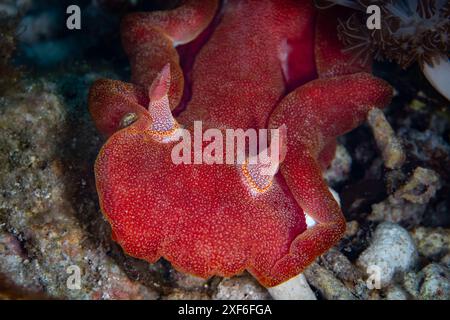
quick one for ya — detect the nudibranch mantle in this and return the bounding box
[89,0,392,287]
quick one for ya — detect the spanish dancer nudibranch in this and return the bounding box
[88,0,393,288]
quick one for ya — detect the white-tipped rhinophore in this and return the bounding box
[243,125,287,193]
[422,55,450,101]
[148,63,178,134]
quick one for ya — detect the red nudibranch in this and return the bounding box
[88,0,392,287]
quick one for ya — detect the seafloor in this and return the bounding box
[0,0,449,300]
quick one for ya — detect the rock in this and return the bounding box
[304,262,356,300]
[403,271,421,298]
[344,220,359,238]
[398,128,450,226]
[357,222,418,287]
[319,248,371,299]
[399,128,450,167]
[368,167,441,225]
[352,279,373,300]
[367,108,405,169]
[324,144,352,186]
[419,263,450,300]
[411,227,450,260]
[0,80,159,299]
[0,13,21,95]
[385,284,408,300]
[321,248,361,283]
[441,254,450,268]
[0,232,42,294]
[395,167,441,205]
[164,289,210,300]
[171,271,209,291]
[404,263,450,300]
[267,273,316,300]
[368,196,427,226]
[212,275,271,300]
